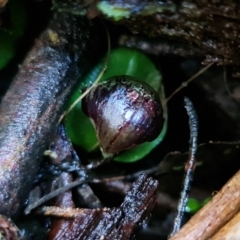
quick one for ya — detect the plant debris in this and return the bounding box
[45,174,158,240]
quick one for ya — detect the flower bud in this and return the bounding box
[82,76,164,154]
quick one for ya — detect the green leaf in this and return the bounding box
[185,198,201,214]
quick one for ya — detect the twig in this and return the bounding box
[24,175,125,214]
[169,97,198,237]
[164,63,214,104]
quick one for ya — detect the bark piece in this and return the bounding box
[48,174,158,240]
[0,13,104,218]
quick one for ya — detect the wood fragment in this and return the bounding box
[47,174,158,240]
[169,169,240,240]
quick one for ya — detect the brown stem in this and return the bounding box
[0,13,105,218]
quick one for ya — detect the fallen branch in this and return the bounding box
[0,12,105,218]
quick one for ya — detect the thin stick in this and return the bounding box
[58,20,111,123]
[24,175,125,215]
[24,178,88,215]
[169,97,198,237]
[165,63,214,104]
